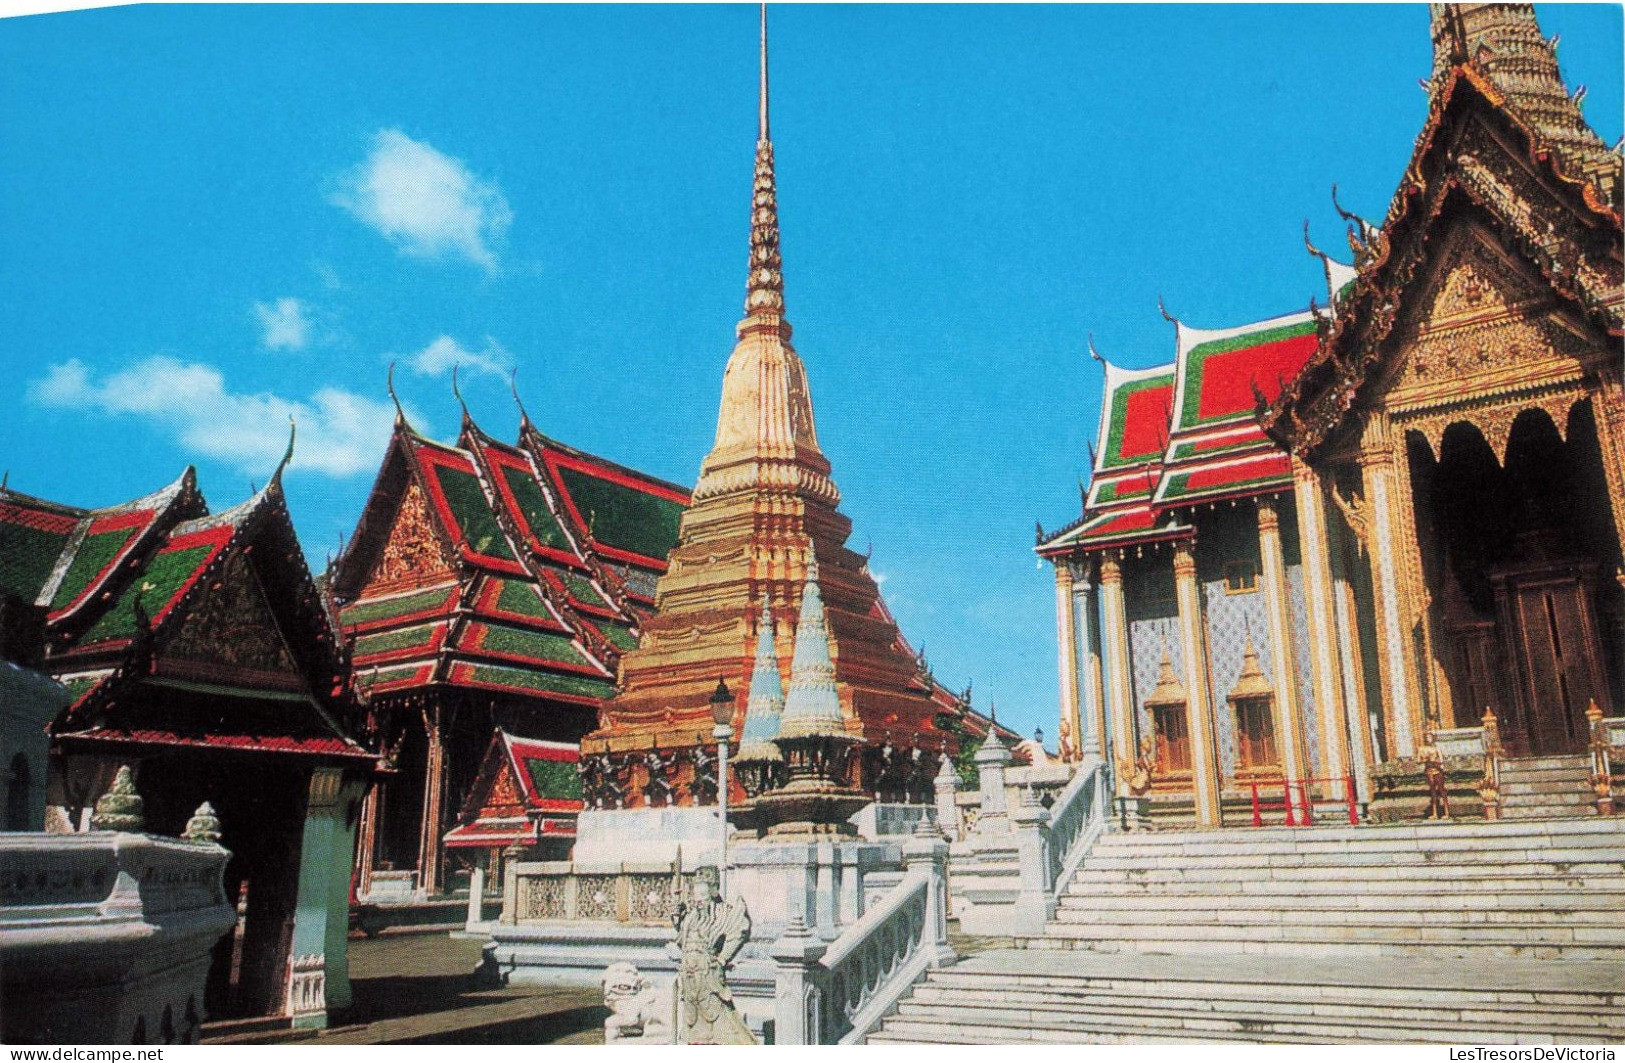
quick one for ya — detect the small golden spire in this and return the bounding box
[743,3,785,327]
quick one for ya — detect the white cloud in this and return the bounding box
[399,334,514,380]
[254,297,310,351]
[27,356,403,478]
[330,129,511,270]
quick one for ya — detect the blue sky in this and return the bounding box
[2,4,1620,742]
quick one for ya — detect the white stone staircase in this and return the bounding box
[1499,754,1598,819]
[867,816,1625,1043]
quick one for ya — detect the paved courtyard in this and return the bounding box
[207,934,606,1045]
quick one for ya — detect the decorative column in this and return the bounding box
[287,767,364,1028]
[769,914,827,1045]
[1588,373,1625,617]
[1291,458,1351,784]
[1075,561,1108,761]
[972,728,1013,833]
[1172,539,1221,826]
[1053,562,1084,762]
[353,782,380,899]
[1097,551,1137,797]
[418,703,446,897]
[932,755,960,840]
[1256,495,1308,787]
[1359,412,1421,758]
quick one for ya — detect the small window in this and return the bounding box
[1233,697,1280,772]
[1151,705,1192,775]
[1223,561,1258,594]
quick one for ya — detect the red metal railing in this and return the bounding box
[1249,775,1358,827]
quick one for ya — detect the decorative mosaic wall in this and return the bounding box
[1124,552,1180,744]
[1200,575,1269,780]
[1286,562,1321,774]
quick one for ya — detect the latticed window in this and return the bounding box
[1233,696,1279,772]
[1152,705,1191,774]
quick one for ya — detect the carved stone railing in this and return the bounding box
[1,831,235,1044]
[503,860,692,926]
[769,828,951,1045]
[1045,754,1108,890]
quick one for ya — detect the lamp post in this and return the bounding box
[709,678,734,898]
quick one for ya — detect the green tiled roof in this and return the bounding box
[500,465,571,552]
[81,543,216,644]
[50,526,139,610]
[433,465,517,561]
[559,570,609,611]
[556,466,684,561]
[0,520,71,602]
[354,622,441,659]
[494,578,551,621]
[342,584,454,626]
[62,674,106,703]
[524,757,583,802]
[592,620,640,652]
[459,662,613,701]
[471,623,594,669]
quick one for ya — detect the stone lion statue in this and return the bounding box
[601,962,675,1044]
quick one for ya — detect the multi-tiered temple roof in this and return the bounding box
[330,405,689,716]
[1041,300,1328,556]
[0,447,369,763]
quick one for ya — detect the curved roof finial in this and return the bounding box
[451,363,472,429]
[1157,294,1179,327]
[509,368,533,430]
[1330,184,1375,243]
[386,361,407,427]
[270,416,296,485]
[1087,330,1109,371]
[1303,219,1327,261]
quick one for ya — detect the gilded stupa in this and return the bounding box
[582,7,948,793]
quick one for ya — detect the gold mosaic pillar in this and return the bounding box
[1098,551,1137,796]
[1290,459,1350,783]
[1590,371,1625,583]
[1360,412,1422,758]
[1078,562,1109,761]
[1053,562,1083,762]
[1256,495,1309,787]
[1173,539,1221,825]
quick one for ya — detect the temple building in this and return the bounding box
[328,399,689,896]
[580,8,961,812]
[0,448,375,1026]
[1039,3,1622,826]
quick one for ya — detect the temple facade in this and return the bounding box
[0,451,375,1026]
[1040,3,1623,827]
[328,403,689,895]
[581,8,961,809]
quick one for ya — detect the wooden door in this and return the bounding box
[1504,576,1606,756]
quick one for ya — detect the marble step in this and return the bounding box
[1067,861,1624,886]
[1085,826,1624,859]
[918,970,1625,1016]
[1501,778,1595,796]
[1023,927,1625,961]
[894,991,1622,1039]
[872,1004,1617,1046]
[1057,888,1624,911]
[1051,903,1624,928]
[1087,820,1624,853]
[1501,804,1600,820]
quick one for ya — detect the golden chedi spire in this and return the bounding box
[587,6,945,776]
[694,2,838,507]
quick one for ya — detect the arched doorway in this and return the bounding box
[1409,402,1621,755]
